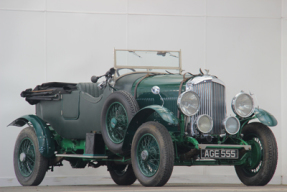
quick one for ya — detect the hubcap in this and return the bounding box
[141,150,149,161]
[110,118,117,128]
[20,152,26,162]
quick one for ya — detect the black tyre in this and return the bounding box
[101,91,139,154]
[131,122,174,187]
[107,162,137,185]
[235,122,278,186]
[14,127,48,186]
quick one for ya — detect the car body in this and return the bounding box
[10,49,278,187]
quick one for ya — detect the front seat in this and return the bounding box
[77,83,103,98]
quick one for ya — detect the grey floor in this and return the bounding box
[1,184,287,192]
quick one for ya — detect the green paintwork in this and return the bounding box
[246,139,261,169]
[237,116,256,137]
[238,133,263,176]
[185,137,199,150]
[180,114,185,143]
[122,105,178,152]
[254,108,277,127]
[8,115,55,158]
[18,137,35,177]
[106,102,128,144]
[146,105,179,125]
[115,73,188,118]
[132,74,187,116]
[231,137,249,146]
[136,133,160,177]
[114,73,147,93]
[59,139,85,153]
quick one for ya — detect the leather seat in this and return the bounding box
[77,83,103,98]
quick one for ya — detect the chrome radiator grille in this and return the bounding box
[191,81,226,135]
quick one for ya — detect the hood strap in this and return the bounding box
[134,73,151,99]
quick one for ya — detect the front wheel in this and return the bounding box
[131,122,174,187]
[235,122,278,186]
[14,127,48,186]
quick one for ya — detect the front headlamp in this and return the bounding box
[177,91,200,116]
[231,92,255,118]
[223,116,240,135]
[196,114,213,134]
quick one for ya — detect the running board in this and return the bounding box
[55,154,108,159]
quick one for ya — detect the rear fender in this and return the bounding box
[8,115,55,158]
[122,105,178,152]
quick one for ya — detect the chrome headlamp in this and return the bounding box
[177,91,200,116]
[223,116,240,135]
[196,114,213,134]
[231,92,255,118]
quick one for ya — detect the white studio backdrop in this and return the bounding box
[0,0,286,187]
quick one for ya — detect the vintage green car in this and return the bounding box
[9,49,278,187]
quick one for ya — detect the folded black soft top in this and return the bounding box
[34,82,77,90]
[21,82,77,105]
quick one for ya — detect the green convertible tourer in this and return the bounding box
[9,49,278,187]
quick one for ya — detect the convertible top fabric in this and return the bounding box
[21,82,77,105]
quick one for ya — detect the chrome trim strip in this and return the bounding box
[198,144,252,151]
[186,75,225,92]
[56,154,108,159]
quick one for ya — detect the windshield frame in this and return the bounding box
[113,49,182,78]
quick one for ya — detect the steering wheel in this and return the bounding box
[116,68,136,76]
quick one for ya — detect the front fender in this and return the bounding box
[253,108,277,127]
[122,105,178,152]
[8,115,55,158]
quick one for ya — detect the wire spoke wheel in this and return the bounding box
[106,102,128,144]
[14,127,48,186]
[131,122,174,187]
[18,138,36,177]
[136,134,160,177]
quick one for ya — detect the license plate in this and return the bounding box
[200,149,239,159]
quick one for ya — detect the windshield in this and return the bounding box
[114,49,182,77]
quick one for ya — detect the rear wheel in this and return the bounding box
[14,127,48,186]
[235,122,278,186]
[107,162,137,185]
[131,122,174,187]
